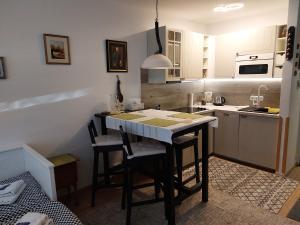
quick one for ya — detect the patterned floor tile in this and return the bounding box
[183,157,299,214]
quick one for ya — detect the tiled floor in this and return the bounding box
[65,158,300,225]
[69,187,299,225]
[184,157,298,214]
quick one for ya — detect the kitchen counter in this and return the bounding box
[193,103,280,118]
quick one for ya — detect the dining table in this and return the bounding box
[96,109,218,225]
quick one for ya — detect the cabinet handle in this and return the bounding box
[240,115,248,118]
[223,113,230,117]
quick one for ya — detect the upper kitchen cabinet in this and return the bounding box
[182,31,204,80]
[274,25,288,78]
[147,26,183,83]
[182,33,214,80]
[214,25,276,78]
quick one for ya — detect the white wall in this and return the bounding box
[0,0,206,188]
[282,0,300,174]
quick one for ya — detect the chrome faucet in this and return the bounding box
[256,84,269,108]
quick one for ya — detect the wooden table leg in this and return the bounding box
[202,123,209,202]
[165,144,175,225]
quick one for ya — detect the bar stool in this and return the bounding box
[173,133,200,203]
[88,120,124,207]
[119,125,166,225]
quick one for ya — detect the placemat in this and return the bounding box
[111,113,145,120]
[140,118,180,127]
[169,112,203,120]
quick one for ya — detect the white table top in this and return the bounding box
[106,109,218,144]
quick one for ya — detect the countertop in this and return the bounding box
[193,103,280,119]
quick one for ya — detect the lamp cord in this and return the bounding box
[156,0,158,21]
[155,0,163,54]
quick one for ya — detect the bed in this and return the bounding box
[0,145,82,225]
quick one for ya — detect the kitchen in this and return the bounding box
[141,3,288,174]
[1,0,300,225]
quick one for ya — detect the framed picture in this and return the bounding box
[43,34,71,65]
[106,40,128,72]
[0,57,6,79]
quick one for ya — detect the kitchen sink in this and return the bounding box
[238,106,278,114]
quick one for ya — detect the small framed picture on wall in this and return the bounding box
[43,34,71,65]
[0,57,6,79]
[106,40,128,72]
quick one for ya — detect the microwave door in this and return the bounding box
[235,59,273,78]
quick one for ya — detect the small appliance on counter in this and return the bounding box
[204,92,213,103]
[213,96,226,106]
[188,93,194,107]
[125,98,145,111]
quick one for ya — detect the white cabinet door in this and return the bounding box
[215,33,239,78]
[214,25,276,78]
[214,111,239,158]
[238,114,278,170]
[238,26,276,53]
[182,31,204,80]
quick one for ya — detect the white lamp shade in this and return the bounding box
[141,54,173,69]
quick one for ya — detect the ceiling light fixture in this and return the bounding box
[213,2,244,12]
[141,0,173,69]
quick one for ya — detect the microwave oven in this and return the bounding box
[235,53,274,78]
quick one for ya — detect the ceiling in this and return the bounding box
[112,0,289,24]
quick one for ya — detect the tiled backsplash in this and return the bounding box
[141,80,281,109]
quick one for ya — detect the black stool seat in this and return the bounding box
[173,134,198,146]
[92,134,123,147]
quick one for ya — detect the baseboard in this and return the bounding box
[211,153,275,173]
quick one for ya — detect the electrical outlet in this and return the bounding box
[249,96,264,101]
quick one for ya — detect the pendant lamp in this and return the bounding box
[141,0,173,69]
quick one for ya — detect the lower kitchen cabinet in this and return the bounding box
[238,114,278,170]
[214,111,239,159]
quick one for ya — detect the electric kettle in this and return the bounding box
[214,96,226,106]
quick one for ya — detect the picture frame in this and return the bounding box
[0,57,6,79]
[43,34,71,65]
[106,40,128,72]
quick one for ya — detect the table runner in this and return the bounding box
[106,109,218,144]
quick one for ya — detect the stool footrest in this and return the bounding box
[131,198,164,207]
[133,182,155,190]
[96,182,123,189]
[181,181,202,195]
[182,174,197,185]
